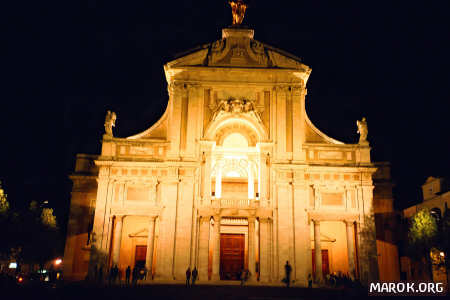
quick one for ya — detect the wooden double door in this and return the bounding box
[220,234,245,280]
[135,245,147,268]
[312,249,330,279]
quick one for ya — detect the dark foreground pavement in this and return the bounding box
[3,282,430,300]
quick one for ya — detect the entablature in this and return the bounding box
[307,210,360,223]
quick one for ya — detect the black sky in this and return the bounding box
[1,0,450,236]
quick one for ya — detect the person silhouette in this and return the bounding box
[284,261,292,287]
[191,267,198,286]
[185,267,191,287]
[125,266,131,285]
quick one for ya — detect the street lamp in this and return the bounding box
[55,258,62,265]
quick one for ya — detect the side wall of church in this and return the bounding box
[373,163,400,281]
[63,154,98,281]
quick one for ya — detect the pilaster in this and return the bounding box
[154,178,179,280]
[293,176,310,286]
[248,216,256,282]
[313,219,323,282]
[198,215,211,281]
[173,176,195,279]
[212,215,221,281]
[259,217,272,282]
[145,216,156,279]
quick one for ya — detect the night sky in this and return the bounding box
[1,1,449,237]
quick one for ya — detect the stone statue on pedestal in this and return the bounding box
[229,0,248,26]
[357,117,368,144]
[104,110,117,137]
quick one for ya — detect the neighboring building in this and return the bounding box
[401,176,449,283]
[63,23,399,285]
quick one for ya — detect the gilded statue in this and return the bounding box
[104,110,117,137]
[357,117,368,144]
[229,0,248,26]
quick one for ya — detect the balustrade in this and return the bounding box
[208,198,260,208]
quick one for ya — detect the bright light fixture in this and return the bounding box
[55,258,62,265]
[9,262,17,269]
[440,252,445,257]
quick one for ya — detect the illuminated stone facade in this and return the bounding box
[63,27,398,285]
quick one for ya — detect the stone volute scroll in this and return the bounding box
[229,0,248,26]
[104,110,117,137]
[357,117,368,144]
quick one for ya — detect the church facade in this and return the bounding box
[63,26,399,285]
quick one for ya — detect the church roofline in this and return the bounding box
[126,102,169,140]
[305,111,345,145]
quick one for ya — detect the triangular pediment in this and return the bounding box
[129,228,148,238]
[165,28,310,73]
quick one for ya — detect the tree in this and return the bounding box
[0,181,9,215]
[0,181,17,261]
[435,204,450,285]
[21,201,61,271]
[407,208,438,279]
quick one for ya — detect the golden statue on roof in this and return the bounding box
[229,0,248,26]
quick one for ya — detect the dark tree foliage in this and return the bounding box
[406,208,438,279]
[0,189,62,270]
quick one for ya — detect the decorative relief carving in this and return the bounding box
[318,151,343,160]
[211,39,225,53]
[250,40,267,65]
[129,146,154,155]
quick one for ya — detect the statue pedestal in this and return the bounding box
[222,28,254,39]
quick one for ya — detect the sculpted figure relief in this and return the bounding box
[210,98,256,121]
[104,110,117,137]
[229,0,248,26]
[357,117,368,144]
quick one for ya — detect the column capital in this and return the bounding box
[111,214,125,222]
[199,215,211,223]
[345,220,355,226]
[312,219,320,225]
[148,215,157,222]
[248,216,256,223]
[258,217,271,223]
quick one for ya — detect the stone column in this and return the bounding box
[313,220,322,282]
[259,152,267,206]
[248,164,254,199]
[345,220,356,279]
[204,153,212,205]
[212,215,221,281]
[145,216,156,278]
[198,216,210,281]
[248,217,256,282]
[111,215,124,266]
[215,166,222,199]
